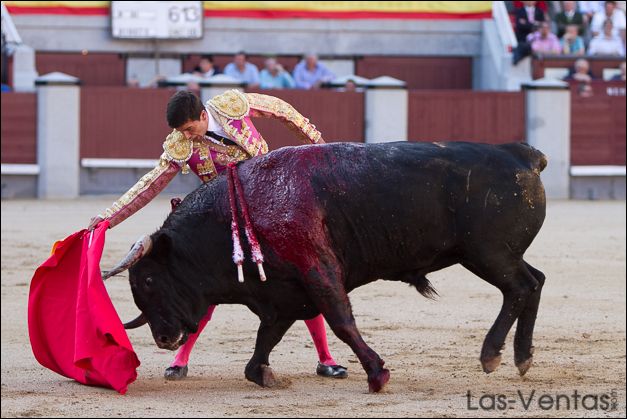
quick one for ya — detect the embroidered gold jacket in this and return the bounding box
[102,90,323,228]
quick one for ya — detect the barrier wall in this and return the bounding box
[1,86,624,199]
[1,92,37,163]
[570,81,626,166]
[80,87,175,158]
[408,90,525,143]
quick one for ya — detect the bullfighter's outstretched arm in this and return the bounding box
[245,93,325,145]
[100,130,189,228]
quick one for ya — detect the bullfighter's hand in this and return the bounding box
[87,215,105,231]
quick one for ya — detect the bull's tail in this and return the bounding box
[398,274,439,300]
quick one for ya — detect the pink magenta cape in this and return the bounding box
[28,221,140,394]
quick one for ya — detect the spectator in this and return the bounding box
[528,21,561,55]
[564,58,594,82]
[588,19,626,55]
[293,54,335,90]
[513,1,548,16]
[590,1,626,37]
[335,78,365,92]
[1,83,11,92]
[610,61,627,80]
[343,79,357,92]
[223,51,260,88]
[195,55,219,78]
[578,1,604,25]
[561,24,586,55]
[259,57,295,89]
[554,1,585,38]
[514,1,545,43]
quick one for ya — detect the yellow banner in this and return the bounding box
[203,1,492,13]
[5,1,492,18]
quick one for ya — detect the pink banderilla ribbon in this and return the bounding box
[226,163,266,282]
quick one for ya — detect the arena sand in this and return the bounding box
[1,197,625,417]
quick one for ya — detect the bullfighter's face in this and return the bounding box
[176,110,209,142]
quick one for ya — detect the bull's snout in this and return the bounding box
[154,331,188,351]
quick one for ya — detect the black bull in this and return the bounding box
[109,141,548,393]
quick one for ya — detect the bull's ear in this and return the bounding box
[152,232,172,262]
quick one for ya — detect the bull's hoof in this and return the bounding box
[481,355,502,374]
[164,365,188,381]
[516,357,533,376]
[368,368,390,393]
[260,364,277,387]
[514,346,535,376]
[316,362,348,379]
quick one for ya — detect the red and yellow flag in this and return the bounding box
[5,1,492,19]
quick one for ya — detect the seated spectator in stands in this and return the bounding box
[513,1,548,18]
[335,78,364,93]
[590,1,626,37]
[611,61,626,80]
[554,1,585,38]
[293,54,335,90]
[561,24,586,55]
[1,83,11,92]
[514,1,545,43]
[195,55,220,78]
[578,1,604,26]
[343,79,357,92]
[259,57,295,89]
[564,58,594,82]
[588,20,626,56]
[527,21,561,55]
[224,51,260,88]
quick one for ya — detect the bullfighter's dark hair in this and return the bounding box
[166,90,205,129]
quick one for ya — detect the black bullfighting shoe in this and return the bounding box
[164,365,188,380]
[316,362,348,379]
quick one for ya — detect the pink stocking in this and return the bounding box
[304,314,337,366]
[170,305,217,368]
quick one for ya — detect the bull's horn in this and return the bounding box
[102,235,152,280]
[123,313,148,329]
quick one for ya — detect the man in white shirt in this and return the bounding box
[591,1,626,37]
[589,19,626,55]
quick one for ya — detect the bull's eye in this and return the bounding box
[145,276,153,286]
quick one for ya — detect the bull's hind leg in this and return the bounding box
[304,263,390,393]
[245,318,295,387]
[463,259,538,374]
[514,261,546,376]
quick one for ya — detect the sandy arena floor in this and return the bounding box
[1,197,625,417]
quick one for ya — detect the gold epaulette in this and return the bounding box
[207,89,250,120]
[162,129,193,164]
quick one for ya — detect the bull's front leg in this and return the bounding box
[305,264,390,393]
[244,318,295,387]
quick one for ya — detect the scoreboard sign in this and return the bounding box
[111,1,203,39]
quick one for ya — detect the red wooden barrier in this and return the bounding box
[1,92,37,163]
[408,90,525,144]
[570,81,626,165]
